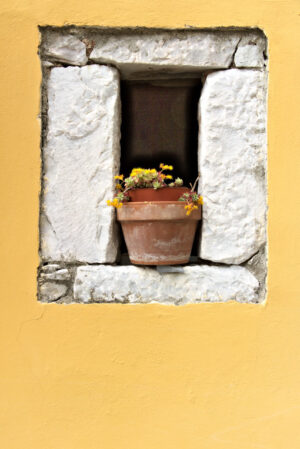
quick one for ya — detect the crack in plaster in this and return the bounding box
[17,309,46,341]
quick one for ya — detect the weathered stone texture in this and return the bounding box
[39,282,68,302]
[89,31,241,77]
[43,33,88,66]
[41,65,121,263]
[198,69,267,264]
[235,45,264,68]
[40,268,71,281]
[234,33,266,68]
[74,265,259,304]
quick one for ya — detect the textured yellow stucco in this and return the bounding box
[0,1,299,448]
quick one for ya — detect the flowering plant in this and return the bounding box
[107,164,203,215]
[178,191,203,216]
[177,175,204,216]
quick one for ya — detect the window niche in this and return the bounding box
[120,79,202,259]
[38,27,268,304]
[120,79,201,183]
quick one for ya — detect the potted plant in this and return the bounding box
[107,164,203,265]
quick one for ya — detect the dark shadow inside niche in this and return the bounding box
[119,78,202,261]
[120,79,201,182]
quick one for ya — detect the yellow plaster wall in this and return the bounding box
[0,1,299,448]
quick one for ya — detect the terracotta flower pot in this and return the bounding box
[128,187,190,202]
[117,193,201,265]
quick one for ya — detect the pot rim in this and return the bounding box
[128,187,189,192]
[121,201,190,205]
[117,201,201,221]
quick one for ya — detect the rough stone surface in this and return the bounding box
[41,65,121,263]
[73,264,260,304]
[234,33,266,68]
[198,69,267,264]
[40,268,71,281]
[39,282,68,302]
[235,45,264,68]
[245,247,267,303]
[89,30,241,78]
[40,263,61,273]
[43,33,88,66]
[42,60,54,68]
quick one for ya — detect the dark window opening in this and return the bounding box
[119,78,202,262]
[120,79,201,183]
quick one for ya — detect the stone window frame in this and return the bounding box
[38,27,268,305]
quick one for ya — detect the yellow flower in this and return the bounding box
[184,204,198,216]
[130,167,157,178]
[116,183,123,190]
[160,163,173,171]
[114,174,124,181]
[130,168,143,176]
[143,169,157,175]
[107,198,123,209]
[197,196,203,205]
[165,174,173,179]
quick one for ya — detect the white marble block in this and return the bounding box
[234,45,265,68]
[43,33,88,66]
[234,33,266,68]
[41,65,121,263]
[199,69,267,264]
[89,31,241,77]
[74,264,259,304]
